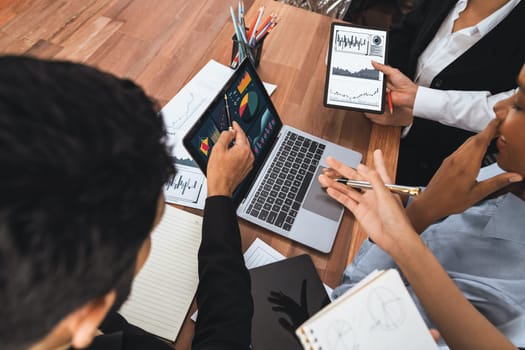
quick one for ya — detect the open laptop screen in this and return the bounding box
[183,59,283,203]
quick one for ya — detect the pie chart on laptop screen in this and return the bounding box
[239,91,258,122]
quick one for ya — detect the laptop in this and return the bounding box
[183,59,362,253]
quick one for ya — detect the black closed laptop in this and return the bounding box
[249,254,330,349]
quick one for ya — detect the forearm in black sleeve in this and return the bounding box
[192,196,253,350]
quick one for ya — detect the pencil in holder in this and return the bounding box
[231,31,267,69]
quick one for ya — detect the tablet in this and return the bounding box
[324,22,388,114]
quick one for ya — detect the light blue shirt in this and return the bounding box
[333,193,525,348]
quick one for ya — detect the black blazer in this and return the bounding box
[83,196,253,350]
[389,0,525,185]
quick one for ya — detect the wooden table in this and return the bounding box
[0,0,400,348]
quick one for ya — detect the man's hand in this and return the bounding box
[407,118,523,233]
[207,121,254,197]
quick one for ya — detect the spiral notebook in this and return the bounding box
[295,269,438,350]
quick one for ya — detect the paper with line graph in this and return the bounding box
[161,60,233,209]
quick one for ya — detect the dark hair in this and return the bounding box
[0,56,175,349]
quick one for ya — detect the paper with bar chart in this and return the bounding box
[325,23,387,113]
[161,60,234,209]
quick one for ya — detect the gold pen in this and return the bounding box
[336,178,422,196]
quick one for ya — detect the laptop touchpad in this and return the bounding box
[302,167,342,221]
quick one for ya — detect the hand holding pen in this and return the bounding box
[319,156,420,197]
[318,151,419,250]
[363,60,415,126]
[362,61,418,126]
[319,151,422,196]
[371,61,418,111]
[336,178,421,196]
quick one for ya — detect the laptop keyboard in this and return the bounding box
[245,131,325,231]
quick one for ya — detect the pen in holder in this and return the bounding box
[231,30,267,69]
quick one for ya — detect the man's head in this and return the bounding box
[0,56,174,349]
[495,64,525,176]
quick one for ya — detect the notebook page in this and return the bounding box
[119,205,202,341]
[297,269,438,350]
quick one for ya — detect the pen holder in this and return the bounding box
[230,31,267,69]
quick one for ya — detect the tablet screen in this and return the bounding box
[182,59,283,204]
[324,23,388,114]
[183,60,281,171]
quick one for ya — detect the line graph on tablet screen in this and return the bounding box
[326,24,387,112]
[329,87,380,107]
[328,77,381,107]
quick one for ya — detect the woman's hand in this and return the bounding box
[372,61,419,109]
[318,151,419,255]
[407,118,522,232]
[363,61,418,127]
[365,106,414,127]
